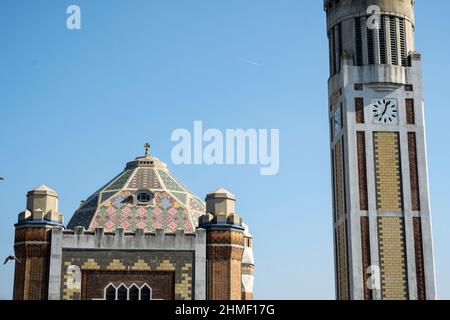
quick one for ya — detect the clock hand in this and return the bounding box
[381,103,388,118]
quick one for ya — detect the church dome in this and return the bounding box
[67,148,206,233]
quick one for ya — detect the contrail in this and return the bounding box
[238,58,261,67]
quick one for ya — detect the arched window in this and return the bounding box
[103,283,153,300]
[105,284,116,300]
[129,284,139,301]
[140,284,152,300]
[117,284,127,301]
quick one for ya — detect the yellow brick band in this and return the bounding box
[373,132,403,212]
[378,217,408,300]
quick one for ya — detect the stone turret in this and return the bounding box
[199,188,254,300]
[13,185,64,300]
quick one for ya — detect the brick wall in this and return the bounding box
[413,217,426,300]
[378,217,408,300]
[360,217,372,299]
[408,132,421,211]
[13,226,52,300]
[61,249,194,300]
[334,139,346,217]
[357,132,368,210]
[337,222,349,300]
[81,271,174,300]
[206,229,244,300]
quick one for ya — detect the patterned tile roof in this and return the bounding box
[67,155,206,233]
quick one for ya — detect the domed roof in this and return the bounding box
[67,152,206,233]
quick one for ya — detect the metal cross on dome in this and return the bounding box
[144,143,150,158]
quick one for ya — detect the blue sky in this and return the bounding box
[0,0,449,300]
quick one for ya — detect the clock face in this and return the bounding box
[372,99,399,124]
[334,107,342,137]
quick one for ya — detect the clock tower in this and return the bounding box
[324,0,436,300]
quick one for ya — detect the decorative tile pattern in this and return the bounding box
[373,132,403,212]
[167,171,193,193]
[91,191,194,233]
[80,196,99,210]
[189,197,206,212]
[106,169,134,191]
[67,209,96,229]
[128,168,162,189]
[158,170,184,192]
[67,161,204,234]
[101,191,116,203]
[172,192,187,204]
[378,217,408,300]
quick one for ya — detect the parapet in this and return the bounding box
[55,226,206,251]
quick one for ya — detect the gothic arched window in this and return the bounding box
[117,284,127,300]
[105,284,116,300]
[129,284,139,301]
[103,283,153,300]
[140,284,152,300]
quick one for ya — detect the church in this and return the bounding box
[12,145,254,300]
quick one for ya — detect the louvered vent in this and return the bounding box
[331,29,336,74]
[390,16,398,65]
[399,18,407,66]
[367,28,375,65]
[379,16,387,64]
[337,23,343,72]
[355,18,363,66]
